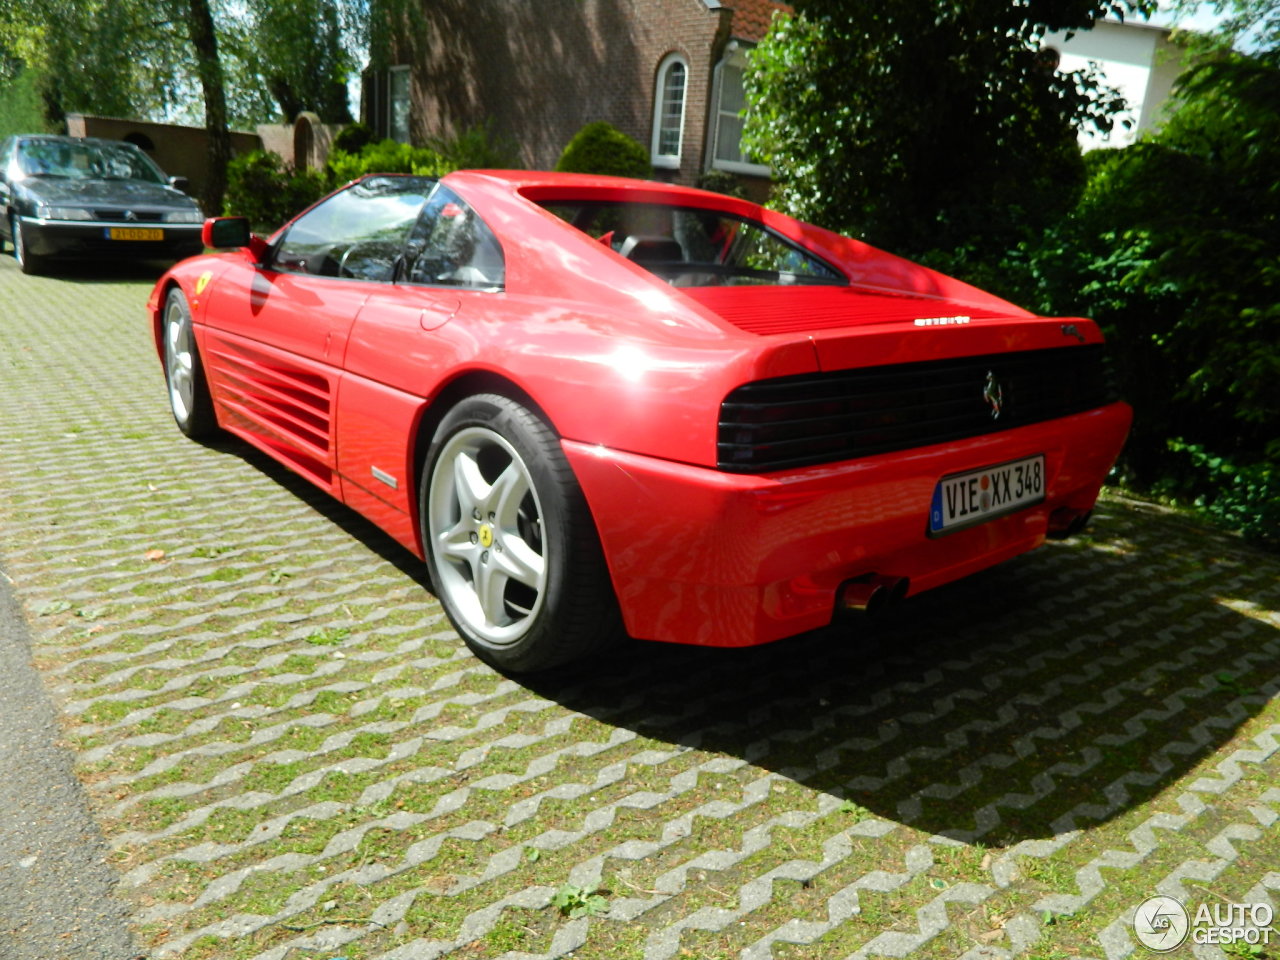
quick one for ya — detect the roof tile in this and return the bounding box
[729,0,791,43]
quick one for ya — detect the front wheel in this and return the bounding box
[13,216,47,275]
[421,394,621,672]
[162,287,218,439]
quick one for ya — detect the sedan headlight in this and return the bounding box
[163,209,203,224]
[37,205,93,221]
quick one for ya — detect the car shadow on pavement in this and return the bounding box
[205,437,1278,848]
[522,499,1279,847]
[8,257,176,284]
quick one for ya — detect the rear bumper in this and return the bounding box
[565,402,1132,647]
[18,215,203,262]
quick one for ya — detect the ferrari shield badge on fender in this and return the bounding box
[195,271,212,296]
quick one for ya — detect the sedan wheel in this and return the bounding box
[422,395,620,672]
[13,216,46,275]
[163,288,217,438]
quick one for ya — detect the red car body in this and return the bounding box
[148,170,1130,661]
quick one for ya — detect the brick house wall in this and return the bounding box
[388,0,734,184]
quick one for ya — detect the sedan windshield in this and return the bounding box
[17,139,167,184]
[540,200,846,287]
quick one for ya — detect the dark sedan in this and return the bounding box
[0,135,204,275]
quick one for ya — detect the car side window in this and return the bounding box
[272,175,436,281]
[403,185,505,290]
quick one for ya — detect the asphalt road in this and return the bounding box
[0,560,140,960]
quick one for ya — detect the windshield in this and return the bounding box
[539,200,846,287]
[272,175,437,280]
[16,138,167,184]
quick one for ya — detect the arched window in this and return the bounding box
[651,53,688,168]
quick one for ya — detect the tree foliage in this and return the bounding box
[743,0,1157,258]
[0,0,371,130]
[975,43,1280,543]
[742,0,1278,544]
[242,0,354,123]
[0,0,169,125]
[1172,0,1280,53]
[0,65,49,137]
[0,0,379,213]
[1044,55,1276,447]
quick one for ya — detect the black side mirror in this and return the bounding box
[168,175,190,193]
[202,217,252,249]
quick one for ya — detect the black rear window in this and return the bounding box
[539,200,846,288]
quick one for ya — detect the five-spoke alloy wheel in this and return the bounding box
[162,287,217,438]
[422,395,619,672]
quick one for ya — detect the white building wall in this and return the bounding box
[1044,20,1188,149]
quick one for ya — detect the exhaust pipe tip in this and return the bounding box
[1047,508,1093,540]
[840,580,887,615]
[838,575,910,617]
[883,575,909,606]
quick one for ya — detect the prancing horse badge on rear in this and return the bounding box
[983,371,1004,419]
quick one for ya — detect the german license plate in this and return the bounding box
[107,227,163,241]
[929,454,1045,535]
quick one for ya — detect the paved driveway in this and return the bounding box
[0,253,1277,960]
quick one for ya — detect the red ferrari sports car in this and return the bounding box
[148,171,1130,671]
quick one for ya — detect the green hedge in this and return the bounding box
[325,139,450,183]
[223,123,521,232]
[223,151,329,233]
[0,67,50,138]
[1156,441,1279,549]
[933,54,1280,548]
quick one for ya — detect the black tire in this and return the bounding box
[13,216,47,275]
[420,394,622,673]
[161,287,218,439]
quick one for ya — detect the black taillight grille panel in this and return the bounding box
[718,345,1118,472]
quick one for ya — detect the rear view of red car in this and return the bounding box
[147,171,1130,671]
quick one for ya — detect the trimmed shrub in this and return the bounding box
[223,151,328,231]
[331,122,375,155]
[555,121,650,178]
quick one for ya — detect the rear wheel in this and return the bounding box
[162,287,218,438]
[421,394,621,672]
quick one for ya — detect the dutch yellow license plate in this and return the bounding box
[107,227,163,241]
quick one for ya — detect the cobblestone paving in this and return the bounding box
[0,256,1277,960]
